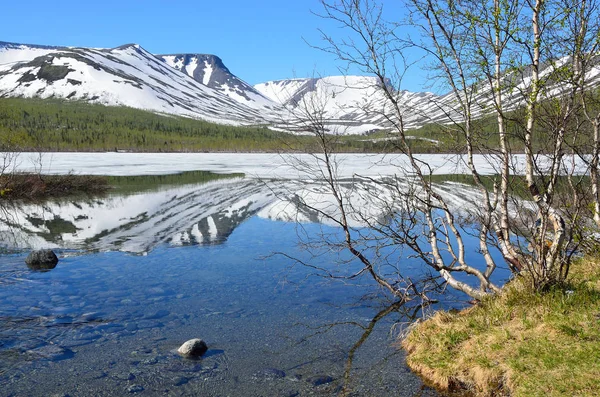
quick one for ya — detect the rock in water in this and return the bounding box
[25,249,59,270]
[177,339,208,357]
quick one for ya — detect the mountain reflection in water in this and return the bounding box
[0,171,512,256]
[0,171,516,396]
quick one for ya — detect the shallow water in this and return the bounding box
[0,216,442,396]
[0,167,516,396]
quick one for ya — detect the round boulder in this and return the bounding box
[177,339,208,357]
[25,249,59,271]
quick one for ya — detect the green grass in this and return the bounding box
[402,256,600,396]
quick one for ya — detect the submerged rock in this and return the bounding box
[177,338,208,357]
[25,249,59,271]
[26,344,73,361]
[127,385,144,393]
[307,375,334,386]
[252,368,286,380]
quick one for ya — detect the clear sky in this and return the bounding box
[0,0,427,91]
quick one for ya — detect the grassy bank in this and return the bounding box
[402,256,600,397]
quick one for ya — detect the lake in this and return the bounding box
[0,153,513,396]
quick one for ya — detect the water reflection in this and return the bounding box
[0,172,508,396]
[0,219,441,396]
[0,172,506,256]
[0,172,277,253]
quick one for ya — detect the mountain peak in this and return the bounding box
[112,43,142,51]
[157,53,270,102]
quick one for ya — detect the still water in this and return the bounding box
[0,171,491,396]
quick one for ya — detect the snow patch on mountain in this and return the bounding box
[203,60,213,85]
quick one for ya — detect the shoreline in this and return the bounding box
[401,256,600,396]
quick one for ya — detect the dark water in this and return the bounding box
[0,216,442,396]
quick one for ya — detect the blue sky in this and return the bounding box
[0,0,427,91]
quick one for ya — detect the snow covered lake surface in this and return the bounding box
[0,152,524,396]
[7,151,591,178]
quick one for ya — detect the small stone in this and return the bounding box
[142,357,158,365]
[307,375,334,386]
[177,338,208,357]
[27,344,73,361]
[125,323,138,332]
[143,310,170,320]
[127,385,144,393]
[252,368,286,380]
[115,372,136,381]
[173,376,189,386]
[25,249,59,271]
[90,371,108,379]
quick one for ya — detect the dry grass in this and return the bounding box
[402,256,600,397]
[0,173,109,200]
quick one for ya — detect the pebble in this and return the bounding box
[307,375,334,386]
[252,368,286,380]
[125,323,138,332]
[173,376,189,386]
[177,339,208,357]
[143,310,170,320]
[27,344,73,361]
[142,357,159,365]
[127,385,144,393]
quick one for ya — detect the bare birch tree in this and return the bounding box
[279,0,600,301]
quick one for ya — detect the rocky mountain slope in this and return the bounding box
[0,41,443,134]
[158,53,272,106]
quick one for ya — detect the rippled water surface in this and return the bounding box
[0,214,442,396]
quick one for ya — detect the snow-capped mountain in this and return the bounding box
[0,40,443,134]
[255,76,442,132]
[3,40,597,136]
[0,41,281,126]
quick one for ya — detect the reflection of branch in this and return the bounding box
[340,300,426,396]
[0,201,27,251]
[286,295,431,395]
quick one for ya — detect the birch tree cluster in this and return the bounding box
[290,0,600,300]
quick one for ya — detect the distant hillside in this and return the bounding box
[0,97,438,152]
[255,76,440,132]
[0,41,281,126]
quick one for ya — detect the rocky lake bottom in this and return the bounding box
[0,217,442,397]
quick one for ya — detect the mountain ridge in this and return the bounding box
[1,40,437,134]
[4,39,591,136]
